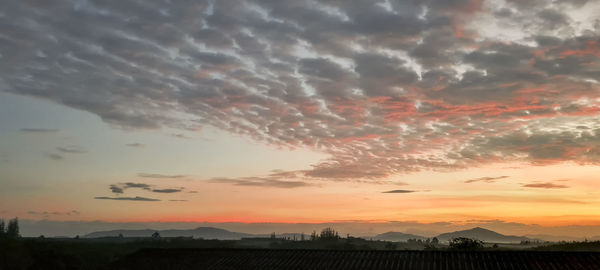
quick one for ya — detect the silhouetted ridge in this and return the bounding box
[84,227,251,239]
[436,227,531,243]
[372,232,426,241]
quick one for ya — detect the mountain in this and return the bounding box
[371,232,426,242]
[84,227,252,240]
[436,227,530,243]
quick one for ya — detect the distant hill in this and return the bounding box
[84,227,252,240]
[436,227,530,243]
[371,232,426,242]
[525,234,582,242]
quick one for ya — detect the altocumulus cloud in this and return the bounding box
[2,0,600,181]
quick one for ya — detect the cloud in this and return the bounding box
[138,173,186,179]
[2,0,600,182]
[168,199,188,202]
[109,185,124,194]
[109,182,184,194]
[523,182,570,189]
[172,134,191,139]
[94,196,160,201]
[464,176,509,184]
[20,128,59,133]
[56,146,87,154]
[109,182,152,194]
[126,143,145,148]
[122,182,152,189]
[152,188,183,193]
[27,210,80,216]
[381,190,418,194]
[209,177,311,188]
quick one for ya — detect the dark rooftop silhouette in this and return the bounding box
[113,249,600,270]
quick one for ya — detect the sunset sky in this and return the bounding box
[2,0,600,237]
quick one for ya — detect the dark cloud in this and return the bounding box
[109,182,151,194]
[94,196,160,201]
[168,199,188,202]
[152,188,183,193]
[1,0,600,182]
[538,9,570,30]
[523,182,570,189]
[138,173,186,179]
[109,182,185,194]
[123,182,152,189]
[20,128,59,133]
[382,190,418,194]
[109,185,124,194]
[464,176,509,184]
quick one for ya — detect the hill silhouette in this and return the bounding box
[436,227,531,243]
[371,232,426,242]
[84,226,550,244]
[84,226,252,240]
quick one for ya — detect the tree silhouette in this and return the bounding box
[152,231,160,238]
[6,218,19,238]
[0,219,5,237]
[431,237,439,245]
[319,227,340,240]
[449,237,484,250]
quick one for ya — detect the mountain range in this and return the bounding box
[84,226,576,243]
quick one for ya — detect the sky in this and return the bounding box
[1,0,600,237]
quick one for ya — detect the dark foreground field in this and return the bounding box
[113,249,600,270]
[2,237,600,269]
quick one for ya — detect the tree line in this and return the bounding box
[0,217,20,238]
